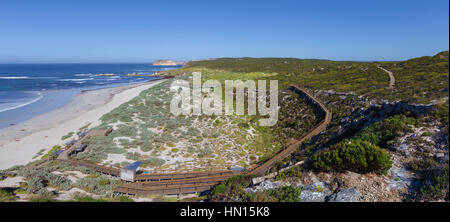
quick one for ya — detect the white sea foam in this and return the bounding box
[58,78,94,82]
[0,76,56,80]
[74,73,95,77]
[0,76,29,79]
[0,92,43,113]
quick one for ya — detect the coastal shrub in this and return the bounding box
[26,177,46,193]
[243,186,301,202]
[198,146,213,158]
[118,195,135,202]
[36,149,46,156]
[85,136,115,151]
[124,152,141,161]
[47,174,72,190]
[310,139,392,174]
[187,127,201,136]
[6,165,23,172]
[140,141,153,152]
[354,115,417,148]
[61,132,74,140]
[275,165,302,181]
[408,158,449,201]
[211,184,227,196]
[29,190,55,202]
[419,165,449,200]
[19,166,72,193]
[110,125,138,138]
[214,175,252,197]
[428,103,449,126]
[41,145,62,160]
[75,151,108,163]
[141,157,165,167]
[140,128,157,140]
[0,188,16,202]
[118,139,133,148]
[74,176,121,195]
[265,186,301,202]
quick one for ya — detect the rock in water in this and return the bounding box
[152,59,184,66]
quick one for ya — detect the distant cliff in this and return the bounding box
[152,59,185,66]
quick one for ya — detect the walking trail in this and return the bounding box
[378,65,395,89]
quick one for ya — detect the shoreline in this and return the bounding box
[0,79,167,170]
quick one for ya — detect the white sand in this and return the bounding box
[0,176,24,188]
[51,170,89,183]
[55,187,101,201]
[0,80,166,170]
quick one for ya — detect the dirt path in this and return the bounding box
[378,65,395,89]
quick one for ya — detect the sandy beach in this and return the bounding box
[0,79,166,170]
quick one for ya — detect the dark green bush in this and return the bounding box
[275,165,302,181]
[211,184,227,196]
[310,139,392,174]
[210,174,252,198]
[0,188,16,202]
[354,115,417,148]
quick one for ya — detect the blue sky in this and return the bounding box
[0,0,448,63]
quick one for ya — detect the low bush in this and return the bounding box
[61,132,74,140]
[210,175,252,198]
[354,115,417,148]
[74,176,121,195]
[141,157,165,167]
[41,145,62,160]
[310,139,392,174]
[244,186,301,202]
[275,165,302,181]
[0,188,16,202]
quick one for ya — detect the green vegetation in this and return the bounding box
[274,90,322,141]
[354,115,417,148]
[275,165,302,181]
[0,188,16,202]
[61,132,74,140]
[210,175,253,198]
[173,51,448,104]
[408,158,449,201]
[71,194,134,202]
[310,139,392,174]
[74,175,122,195]
[141,157,165,167]
[210,174,301,202]
[244,186,301,202]
[382,51,449,103]
[40,145,62,160]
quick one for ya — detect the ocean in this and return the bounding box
[0,63,181,129]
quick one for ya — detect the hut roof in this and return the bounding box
[122,161,142,170]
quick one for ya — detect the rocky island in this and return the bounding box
[152,59,185,66]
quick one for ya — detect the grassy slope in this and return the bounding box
[169,51,449,104]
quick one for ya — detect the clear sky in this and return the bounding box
[0,0,448,63]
